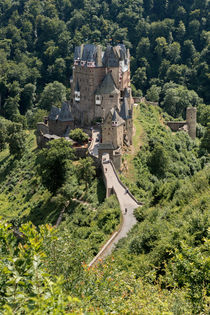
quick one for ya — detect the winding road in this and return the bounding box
[88,134,141,266]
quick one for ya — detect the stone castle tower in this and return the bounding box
[186,107,197,140]
[70,43,133,126]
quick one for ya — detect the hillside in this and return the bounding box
[0,0,209,313]
[0,104,209,313]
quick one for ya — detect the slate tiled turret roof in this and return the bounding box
[48,106,60,120]
[110,108,125,126]
[58,102,74,122]
[95,72,120,95]
[74,45,83,60]
[120,97,131,120]
[102,44,128,67]
[82,44,97,62]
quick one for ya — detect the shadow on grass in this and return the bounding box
[0,157,17,183]
[22,196,60,226]
[22,194,81,227]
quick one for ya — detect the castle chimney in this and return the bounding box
[96,45,102,67]
[186,107,197,140]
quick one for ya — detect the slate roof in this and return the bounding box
[48,106,60,120]
[74,45,83,60]
[124,87,130,98]
[102,45,118,67]
[110,108,125,126]
[120,97,131,120]
[82,44,97,62]
[102,44,128,67]
[98,143,115,150]
[58,102,74,122]
[95,72,119,95]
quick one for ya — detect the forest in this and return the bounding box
[0,0,210,313]
[0,0,209,122]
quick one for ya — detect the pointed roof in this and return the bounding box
[49,106,60,120]
[102,44,128,67]
[58,102,73,122]
[74,45,83,60]
[120,97,131,120]
[82,44,97,62]
[102,45,119,67]
[124,87,130,98]
[95,72,119,95]
[110,108,125,126]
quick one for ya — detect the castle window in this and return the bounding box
[109,95,114,98]
[95,95,102,105]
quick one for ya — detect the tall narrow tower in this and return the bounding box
[186,107,197,140]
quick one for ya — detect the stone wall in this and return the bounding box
[166,121,186,131]
[72,66,106,124]
[96,92,120,118]
[186,107,197,140]
[48,120,74,136]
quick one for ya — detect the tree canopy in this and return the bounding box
[0,0,209,122]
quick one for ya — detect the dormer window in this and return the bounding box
[75,91,80,102]
[112,121,118,126]
[95,95,102,105]
[81,60,86,66]
[74,59,80,66]
[87,61,95,67]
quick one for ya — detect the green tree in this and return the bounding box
[38,81,66,111]
[0,118,7,151]
[69,128,88,144]
[161,84,201,118]
[132,67,147,91]
[26,108,48,129]
[77,157,96,190]
[200,123,210,153]
[147,143,169,177]
[20,83,36,115]
[7,130,26,158]
[146,85,161,102]
[36,138,75,193]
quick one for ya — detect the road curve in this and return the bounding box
[88,153,140,266]
[100,156,138,258]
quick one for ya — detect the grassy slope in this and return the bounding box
[109,103,209,312]
[0,131,121,260]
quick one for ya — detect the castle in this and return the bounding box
[37,43,134,168]
[166,107,197,140]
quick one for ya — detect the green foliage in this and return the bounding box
[76,157,96,190]
[0,0,208,122]
[7,131,26,158]
[26,108,48,129]
[0,221,82,313]
[114,166,210,313]
[36,138,75,193]
[161,84,201,118]
[147,143,169,177]
[123,103,203,203]
[69,128,88,144]
[38,81,66,110]
[146,84,161,102]
[200,122,210,153]
[0,219,196,314]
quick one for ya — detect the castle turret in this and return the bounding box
[186,106,197,140]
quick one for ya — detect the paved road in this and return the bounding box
[89,129,100,157]
[99,155,139,259]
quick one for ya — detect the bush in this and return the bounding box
[69,128,88,144]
